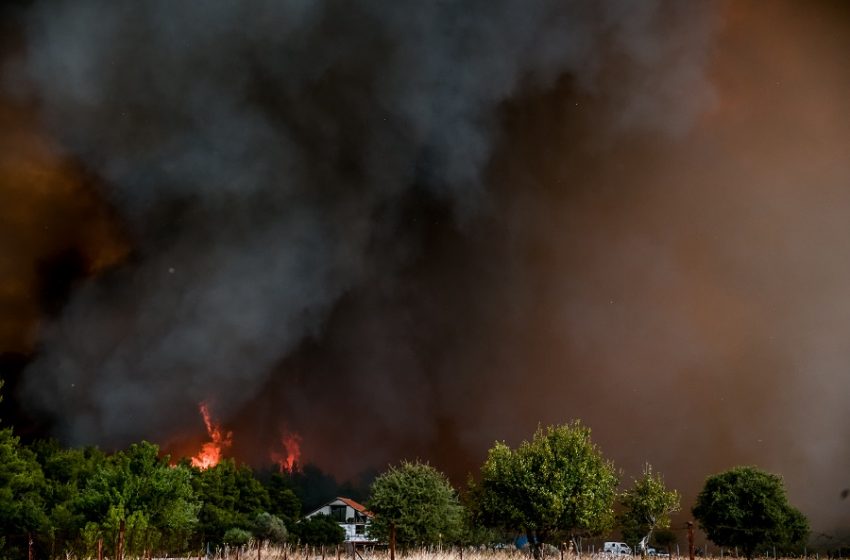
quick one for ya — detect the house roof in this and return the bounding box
[337,497,373,517]
[304,497,374,519]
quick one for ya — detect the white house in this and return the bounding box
[304,497,376,544]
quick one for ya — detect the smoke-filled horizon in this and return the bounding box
[1,0,849,533]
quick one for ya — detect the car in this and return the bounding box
[604,542,632,555]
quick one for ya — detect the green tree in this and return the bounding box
[265,472,301,526]
[285,464,341,513]
[222,527,251,546]
[291,514,345,546]
[692,466,809,559]
[253,512,288,545]
[367,460,463,548]
[618,464,680,554]
[72,442,199,556]
[32,441,107,557]
[0,428,48,559]
[472,422,618,558]
[192,459,270,546]
[652,528,677,555]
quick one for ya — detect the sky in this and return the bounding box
[1,0,849,534]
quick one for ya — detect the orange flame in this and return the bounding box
[191,402,232,469]
[271,432,302,472]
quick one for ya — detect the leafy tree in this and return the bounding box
[0,428,48,559]
[31,441,107,556]
[692,466,809,559]
[71,442,199,556]
[618,464,680,554]
[265,472,301,526]
[471,422,618,558]
[253,512,288,545]
[652,528,677,555]
[367,460,463,548]
[223,528,251,546]
[285,464,341,513]
[192,459,270,546]
[456,498,504,548]
[291,514,345,546]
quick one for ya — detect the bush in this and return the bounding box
[253,512,288,544]
[291,514,345,546]
[223,528,252,546]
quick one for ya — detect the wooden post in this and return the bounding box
[97,537,103,560]
[258,541,262,560]
[322,545,325,560]
[336,544,340,560]
[389,523,396,560]
[687,522,695,560]
[117,519,125,560]
[28,533,33,560]
[236,545,240,560]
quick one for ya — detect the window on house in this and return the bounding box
[355,525,365,535]
[330,505,346,522]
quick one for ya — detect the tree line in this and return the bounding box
[368,422,809,560]
[1,391,809,560]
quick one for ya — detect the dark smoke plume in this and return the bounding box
[10,0,850,535]
[16,1,714,444]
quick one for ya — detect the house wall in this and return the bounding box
[304,499,376,544]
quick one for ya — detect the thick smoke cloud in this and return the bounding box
[8,0,850,536]
[17,0,715,447]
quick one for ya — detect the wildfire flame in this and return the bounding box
[271,432,302,472]
[191,402,232,469]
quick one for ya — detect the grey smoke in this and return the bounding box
[18,0,716,448]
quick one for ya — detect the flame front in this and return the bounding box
[191,402,232,469]
[271,432,302,472]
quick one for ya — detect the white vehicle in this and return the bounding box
[604,542,632,555]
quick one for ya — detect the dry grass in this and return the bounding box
[189,547,811,560]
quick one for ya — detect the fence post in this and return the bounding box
[97,537,103,560]
[28,533,33,560]
[390,524,396,560]
[687,522,694,560]
[117,519,125,560]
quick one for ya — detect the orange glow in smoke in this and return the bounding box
[191,402,232,469]
[271,432,302,472]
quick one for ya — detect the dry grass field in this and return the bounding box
[181,547,814,560]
